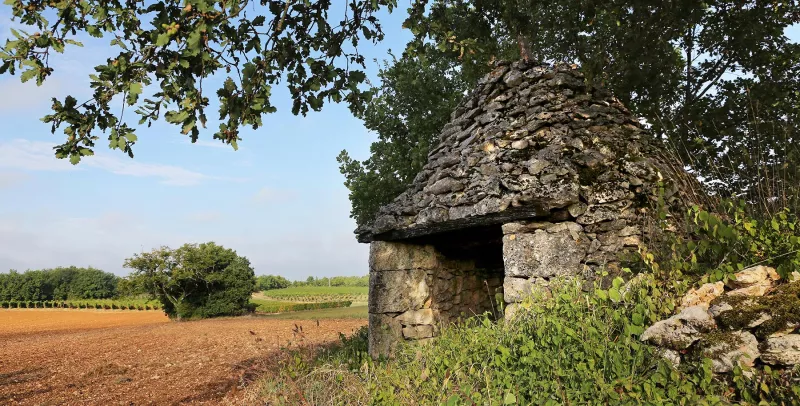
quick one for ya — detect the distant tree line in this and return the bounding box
[256,275,369,291]
[0,267,120,301]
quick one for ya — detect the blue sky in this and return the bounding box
[0,6,798,280]
[0,5,412,279]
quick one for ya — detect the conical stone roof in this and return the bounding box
[357,60,698,243]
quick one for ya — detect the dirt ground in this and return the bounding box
[0,309,366,405]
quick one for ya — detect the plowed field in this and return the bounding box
[0,309,366,405]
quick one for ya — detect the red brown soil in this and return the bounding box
[0,309,366,405]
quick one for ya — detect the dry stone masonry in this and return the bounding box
[358,60,701,358]
[642,266,800,373]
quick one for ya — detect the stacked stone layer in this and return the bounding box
[357,60,697,244]
[368,241,503,358]
[642,266,800,373]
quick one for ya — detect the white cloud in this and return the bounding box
[0,139,216,186]
[252,187,296,204]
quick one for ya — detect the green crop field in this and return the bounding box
[259,303,368,320]
[258,286,368,302]
[250,298,353,314]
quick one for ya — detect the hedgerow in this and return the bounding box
[252,300,353,314]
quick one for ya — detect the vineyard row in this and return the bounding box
[254,300,353,313]
[1,300,161,310]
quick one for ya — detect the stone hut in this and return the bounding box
[357,60,699,358]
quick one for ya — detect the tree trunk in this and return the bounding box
[517,33,532,62]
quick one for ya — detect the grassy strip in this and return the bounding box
[0,299,161,310]
[258,304,368,320]
[251,298,353,314]
[259,286,368,303]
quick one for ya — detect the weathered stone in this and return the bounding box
[503,69,524,87]
[680,282,725,310]
[369,241,439,271]
[511,140,529,149]
[397,309,435,326]
[656,348,681,368]
[640,306,716,350]
[700,331,760,373]
[728,281,772,297]
[709,300,735,318]
[368,313,403,359]
[728,265,779,289]
[369,269,429,314]
[567,202,588,217]
[503,230,587,278]
[426,178,465,195]
[760,334,800,366]
[503,276,551,303]
[504,302,522,321]
[402,324,435,340]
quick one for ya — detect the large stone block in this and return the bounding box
[503,276,550,303]
[368,313,403,359]
[369,241,440,271]
[369,269,430,313]
[502,229,587,278]
[397,309,435,325]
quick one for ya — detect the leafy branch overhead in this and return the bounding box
[0,0,397,164]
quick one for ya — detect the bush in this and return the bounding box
[124,242,256,320]
[257,279,800,405]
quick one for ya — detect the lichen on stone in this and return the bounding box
[712,282,800,339]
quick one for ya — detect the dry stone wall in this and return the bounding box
[368,241,503,358]
[642,266,800,373]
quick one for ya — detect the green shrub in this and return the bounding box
[124,242,256,320]
[651,200,800,285]
[261,279,800,405]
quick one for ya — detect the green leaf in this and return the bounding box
[503,393,517,404]
[608,288,621,302]
[156,33,171,47]
[69,154,81,165]
[20,69,37,84]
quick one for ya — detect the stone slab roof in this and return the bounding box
[357,60,696,243]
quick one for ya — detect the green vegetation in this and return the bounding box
[0,267,120,301]
[259,305,368,320]
[257,281,800,405]
[1,0,396,163]
[254,198,800,405]
[124,242,256,320]
[340,1,800,226]
[0,298,161,310]
[260,286,368,303]
[256,275,291,291]
[250,298,353,314]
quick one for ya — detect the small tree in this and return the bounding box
[123,242,255,320]
[256,274,291,291]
